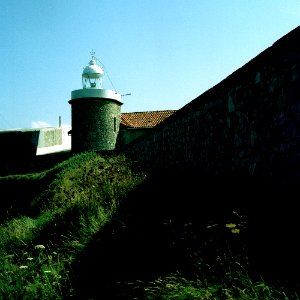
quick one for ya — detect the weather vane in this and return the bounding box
[90,49,96,59]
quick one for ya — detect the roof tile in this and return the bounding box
[120,110,176,128]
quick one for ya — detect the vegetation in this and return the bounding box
[0,152,299,299]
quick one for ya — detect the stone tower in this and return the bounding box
[69,52,122,153]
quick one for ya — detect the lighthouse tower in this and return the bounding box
[69,52,122,153]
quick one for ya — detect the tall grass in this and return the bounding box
[0,152,299,299]
[0,152,146,299]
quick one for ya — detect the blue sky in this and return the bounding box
[1,0,299,130]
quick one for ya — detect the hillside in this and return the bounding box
[0,152,299,299]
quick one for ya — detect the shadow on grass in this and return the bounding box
[70,168,300,299]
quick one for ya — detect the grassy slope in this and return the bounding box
[0,152,299,299]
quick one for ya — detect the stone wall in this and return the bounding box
[0,127,64,158]
[123,26,300,183]
[0,127,69,175]
[37,127,62,148]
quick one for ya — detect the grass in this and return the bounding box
[0,151,299,299]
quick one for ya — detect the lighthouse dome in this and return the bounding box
[82,58,104,79]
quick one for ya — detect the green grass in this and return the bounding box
[0,152,299,299]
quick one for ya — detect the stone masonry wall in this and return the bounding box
[70,98,121,153]
[123,26,300,182]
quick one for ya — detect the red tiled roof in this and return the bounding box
[120,110,176,128]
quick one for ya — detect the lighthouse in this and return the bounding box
[69,52,122,153]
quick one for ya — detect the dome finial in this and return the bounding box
[90,49,96,60]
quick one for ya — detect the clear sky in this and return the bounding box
[1,0,299,130]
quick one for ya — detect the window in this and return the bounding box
[114,117,117,132]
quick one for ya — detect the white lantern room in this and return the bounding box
[82,52,104,89]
